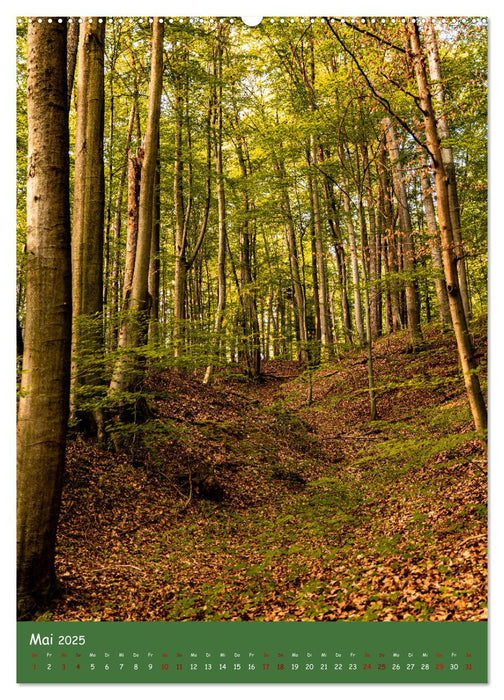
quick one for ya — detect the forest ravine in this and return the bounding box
[49,320,487,622]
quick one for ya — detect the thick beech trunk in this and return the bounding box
[17,19,71,619]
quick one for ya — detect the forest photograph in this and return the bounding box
[16,15,487,623]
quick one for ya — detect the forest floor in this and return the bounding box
[50,319,487,622]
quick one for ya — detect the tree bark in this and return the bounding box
[17,19,71,619]
[408,19,487,436]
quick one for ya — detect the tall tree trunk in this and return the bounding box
[173,83,187,357]
[274,155,309,363]
[66,18,80,110]
[122,148,143,302]
[383,116,423,349]
[109,102,136,350]
[307,164,321,361]
[377,137,401,332]
[234,126,261,379]
[70,17,105,427]
[148,154,161,344]
[110,18,164,394]
[408,19,487,436]
[416,143,451,328]
[310,135,332,358]
[361,142,382,339]
[17,19,71,619]
[322,175,353,346]
[172,75,212,358]
[204,25,227,385]
[342,182,365,345]
[425,17,472,320]
[359,209,378,421]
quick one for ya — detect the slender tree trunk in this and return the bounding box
[17,19,71,619]
[383,116,423,348]
[307,164,321,360]
[122,148,143,302]
[234,127,261,378]
[204,25,227,384]
[110,18,164,394]
[360,220,378,421]
[310,135,332,358]
[408,19,487,436]
[377,138,401,332]
[173,84,187,357]
[342,183,365,345]
[416,143,451,328]
[276,158,309,363]
[323,176,353,345]
[173,79,212,358]
[148,155,161,344]
[425,17,472,320]
[109,102,136,350]
[361,143,382,339]
[66,18,80,110]
[70,17,105,427]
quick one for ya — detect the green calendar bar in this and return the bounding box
[17,621,486,683]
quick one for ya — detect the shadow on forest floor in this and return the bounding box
[49,319,487,622]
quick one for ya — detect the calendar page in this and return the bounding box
[15,5,488,687]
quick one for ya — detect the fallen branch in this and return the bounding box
[90,563,144,572]
[456,533,486,550]
[321,433,383,440]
